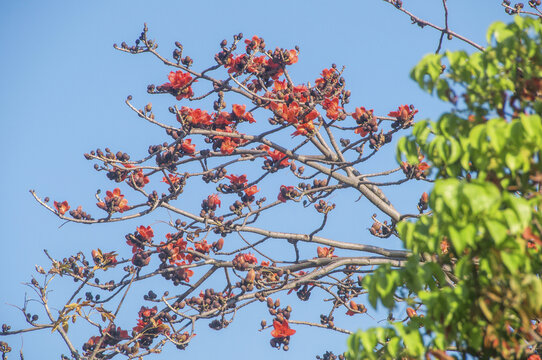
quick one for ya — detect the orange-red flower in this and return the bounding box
[179,107,213,127]
[245,35,262,50]
[354,127,369,137]
[266,149,290,168]
[162,174,181,185]
[321,97,341,120]
[271,319,296,338]
[219,137,237,155]
[232,104,246,118]
[231,104,256,123]
[225,174,248,186]
[244,185,259,197]
[213,111,234,126]
[194,240,212,254]
[274,80,288,91]
[130,169,150,188]
[277,185,295,202]
[54,201,70,215]
[315,68,336,87]
[388,104,418,121]
[181,139,196,155]
[291,121,315,137]
[317,246,336,258]
[97,188,129,213]
[353,106,374,122]
[137,225,154,241]
[161,71,195,100]
[417,155,430,171]
[207,194,221,209]
[175,261,194,282]
[283,49,298,65]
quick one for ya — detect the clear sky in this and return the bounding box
[1,1,511,359]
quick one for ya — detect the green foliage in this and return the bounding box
[348,17,542,359]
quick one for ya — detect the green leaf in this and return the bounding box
[485,219,508,246]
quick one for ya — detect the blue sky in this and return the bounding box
[1,1,510,359]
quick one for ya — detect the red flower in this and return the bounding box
[291,121,315,137]
[244,185,259,197]
[232,104,246,118]
[161,234,188,265]
[277,185,295,202]
[130,169,150,188]
[181,139,196,155]
[282,102,301,124]
[213,112,234,126]
[179,107,213,127]
[54,201,70,215]
[225,174,248,186]
[317,246,336,258]
[266,149,291,168]
[261,261,270,267]
[528,355,541,360]
[417,155,430,171]
[137,225,154,241]
[353,106,374,122]
[388,104,418,121]
[207,194,221,209]
[242,253,258,264]
[274,80,288,91]
[219,137,237,155]
[283,49,298,65]
[321,97,341,120]
[194,240,211,254]
[354,127,368,137]
[243,112,256,123]
[226,54,247,74]
[315,68,335,87]
[97,188,129,213]
[245,35,262,50]
[161,71,195,100]
[271,319,296,338]
[162,174,181,185]
[293,85,310,102]
[175,261,194,282]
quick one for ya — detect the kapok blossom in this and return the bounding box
[54,200,70,215]
[97,188,130,213]
[388,104,418,122]
[244,185,259,197]
[162,174,181,185]
[181,139,196,155]
[160,71,195,100]
[225,174,248,186]
[271,319,296,338]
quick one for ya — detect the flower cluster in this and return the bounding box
[96,188,130,213]
[232,252,258,271]
[352,106,377,137]
[82,325,129,354]
[126,225,154,253]
[400,155,430,180]
[277,185,299,202]
[157,70,195,100]
[389,104,418,129]
[132,306,169,348]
